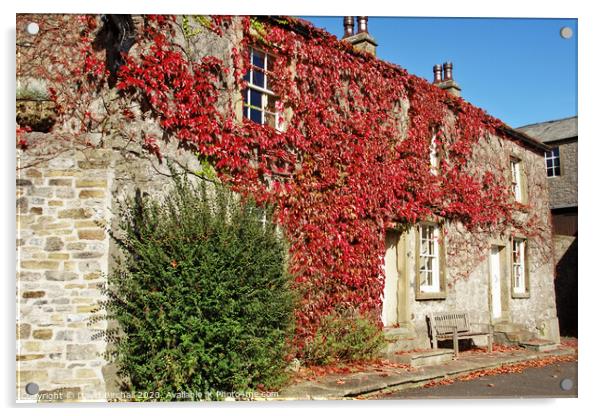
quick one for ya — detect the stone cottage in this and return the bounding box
[517,116,578,337]
[16,14,560,401]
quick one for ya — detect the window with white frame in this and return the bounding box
[242,48,281,129]
[429,134,439,175]
[418,224,441,293]
[545,147,561,177]
[511,238,527,294]
[510,158,523,202]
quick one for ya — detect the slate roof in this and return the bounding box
[515,116,578,144]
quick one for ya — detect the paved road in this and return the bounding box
[378,361,577,399]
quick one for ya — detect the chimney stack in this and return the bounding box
[433,64,443,84]
[343,16,354,38]
[341,16,378,57]
[433,61,461,97]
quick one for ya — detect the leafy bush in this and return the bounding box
[302,308,385,365]
[105,170,295,400]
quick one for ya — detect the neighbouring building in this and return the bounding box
[517,116,578,336]
[16,14,561,401]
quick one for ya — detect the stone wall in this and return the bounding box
[16,144,113,401]
[553,235,578,336]
[548,139,578,209]
[402,134,559,347]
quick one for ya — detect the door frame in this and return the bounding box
[396,231,410,326]
[488,243,510,324]
[382,229,411,328]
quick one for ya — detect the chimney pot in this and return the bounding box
[357,16,368,33]
[343,16,354,38]
[436,62,461,97]
[433,64,443,84]
[342,16,377,57]
[443,61,453,81]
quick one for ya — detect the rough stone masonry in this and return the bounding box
[17,144,112,401]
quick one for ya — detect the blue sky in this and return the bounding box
[303,16,577,128]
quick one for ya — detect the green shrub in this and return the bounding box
[104,169,295,400]
[302,308,385,365]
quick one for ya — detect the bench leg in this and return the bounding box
[452,330,459,358]
[431,331,438,350]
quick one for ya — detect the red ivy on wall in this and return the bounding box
[19,15,534,350]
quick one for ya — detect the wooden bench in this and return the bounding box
[427,312,493,357]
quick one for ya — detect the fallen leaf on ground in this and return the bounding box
[420,353,576,389]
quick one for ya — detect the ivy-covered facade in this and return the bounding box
[16,14,559,400]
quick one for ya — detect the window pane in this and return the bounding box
[554,165,561,176]
[553,147,560,157]
[420,240,428,256]
[250,108,262,124]
[250,89,262,109]
[420,256,427,272]
[253,70,265,88]
[546,158,554,169]
[511,161,521,201]
[420,270,428,286]
[243,71,250,82]
[252,50,265,69]
[422,225,432,240]
[428,239,435,255]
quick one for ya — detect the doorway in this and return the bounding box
[382,229,409,327]
[489,244,508,323]
[490,246,502,321]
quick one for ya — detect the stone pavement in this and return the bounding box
[276,344,577,400]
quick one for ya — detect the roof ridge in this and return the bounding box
[516,115,578,129]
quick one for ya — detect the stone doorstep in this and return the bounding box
[387,349,454,368]
[520,339,559,352]
[494,330,535,345]
[275,347,576,400]
[382,327,420,354]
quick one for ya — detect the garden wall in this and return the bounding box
[16,133,203,401]
[17,138,112,401]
